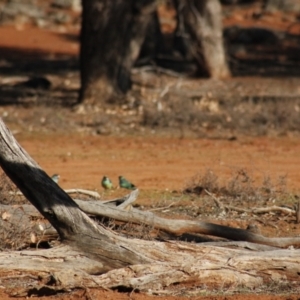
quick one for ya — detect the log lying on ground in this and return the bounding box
[75,199,300,248]
[0,117,300,295]
[3,193,300,249]
[1,243,299,296]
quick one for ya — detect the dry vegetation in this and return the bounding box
[184,168,288,202]
[0,167,297,253]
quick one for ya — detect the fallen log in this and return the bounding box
[1,243,299,296]
[75,199,300,248]
[1,187,300,249]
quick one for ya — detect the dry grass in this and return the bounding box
[183,168,288,203]
[140,84,300,138]
[0,210,32,250]
[0,173,20,205]
[0,168,293,250]
[0,173,36,250]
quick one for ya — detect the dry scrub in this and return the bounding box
[184,168,288,205]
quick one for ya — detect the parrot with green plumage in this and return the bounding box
[118,176,136,190]
[101,176,113,190]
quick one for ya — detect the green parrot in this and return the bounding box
[101,176,113,190]
[51,174,60,184]
[119,176,136,190]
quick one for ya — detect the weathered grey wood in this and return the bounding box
[101,189,139,208]
[175,0,230,79]
[95,246,300,291]
[0,244,300,296]
[75,200,300,248]
[202,241,279,251]
[0,202,281,251]
[2,194,300,249]
[64,188,100,198]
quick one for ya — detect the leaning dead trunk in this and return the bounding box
[79,0,157,104]
[0,118,150,270]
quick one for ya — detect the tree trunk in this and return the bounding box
[0,118,150,271]
[79,0,157,105]
[175,0,231,78]
[137,9,164,66]
[1,243,300,296]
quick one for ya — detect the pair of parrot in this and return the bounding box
[51,174,135,190]
[101,176,136,190]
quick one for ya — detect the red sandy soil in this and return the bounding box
[0,12,300,300]
[0,289,299,300]
[17,134,300,194]
[0,25,79,58]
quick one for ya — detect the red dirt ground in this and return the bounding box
[0,12,300,300]
[17,134,300,194]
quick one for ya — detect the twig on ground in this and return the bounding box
[149,201,176,212]
[205,189,295,216]
[10,188,101,199]
[61,189,100,198]
[225,205,251,213]
[226,205,294,215]
[254,218,278,229]
[101,189,139,209]
[116,189,139,210]
[205,189,224,209]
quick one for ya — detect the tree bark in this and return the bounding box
[79,0,157,104]
[1,244,300,296]
[137,9,164,66]
[175,0,231,78]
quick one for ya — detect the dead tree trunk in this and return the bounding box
[79,0,157,105]
[0,118,151,271]
[175,0,231,78]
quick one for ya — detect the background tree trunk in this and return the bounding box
[175,0,231,78]
[79,0,157,105]
[137,9,164,66]
[1,242,300,296]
